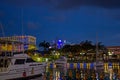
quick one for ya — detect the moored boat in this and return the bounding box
[0,52,46,80]
[54,56,67,67]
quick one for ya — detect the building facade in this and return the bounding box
[107,46,120,55]
[107,46,120,60]
[0,35,36,52]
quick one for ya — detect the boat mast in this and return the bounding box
[0,23,5,37]
[96,33,98,61]
[21,8,24,53]
[21,8,24,36]
[0,23,6,69]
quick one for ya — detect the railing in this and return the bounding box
[0,58,10,72]
[0,67,8,72]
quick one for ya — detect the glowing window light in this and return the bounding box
[46,58,48,62]
[108,51,113,56]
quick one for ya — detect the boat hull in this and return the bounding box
[7,73,42,80]
[54,56,67,67]
[0,66,45,80]
[94,61,104,72]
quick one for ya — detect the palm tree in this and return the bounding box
[98,42,107,53]
[70,45,81,55]
[39,40,50,52]
[62,45,71,53]
[80,40,95,62]
[80,40,94,53]
[94,42,108,60]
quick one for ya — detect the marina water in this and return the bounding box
[31,62,120,80]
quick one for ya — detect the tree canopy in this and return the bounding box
[39,40,50,51]
[61,40,107,55]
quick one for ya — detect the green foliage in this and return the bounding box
[61,40,107,57]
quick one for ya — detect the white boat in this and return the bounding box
[94,60,104,70]
[94,53,104,71]
[54,56,67,67]
[0,52,46,80]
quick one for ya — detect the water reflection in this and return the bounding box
[44,67,67,80]
[32,62,120,80]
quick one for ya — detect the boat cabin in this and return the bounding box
[0,52,36,72]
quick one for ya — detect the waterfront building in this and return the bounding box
[107,46,120,54]
[107,46,120,60]
[0,35,36,52]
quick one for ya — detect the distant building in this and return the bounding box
[107,46,120,55]
[50,39,68,49]
[0,35,36,52]
[106,46,120,60]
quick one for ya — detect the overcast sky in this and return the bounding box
[0,0,120,46]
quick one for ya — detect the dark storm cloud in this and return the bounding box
[0,0,51,6]
[1,0,120,9]
[56,0,120,10]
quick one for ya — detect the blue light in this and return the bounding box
[50,63,53,68]
[57,40,63,49]
[90,63,94,69]
[83,63,87,69]
[77,63,80,69]
[58,40,62,42]
[108,62,112,66]
[70,63,73,69]
[24,44,28,50]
